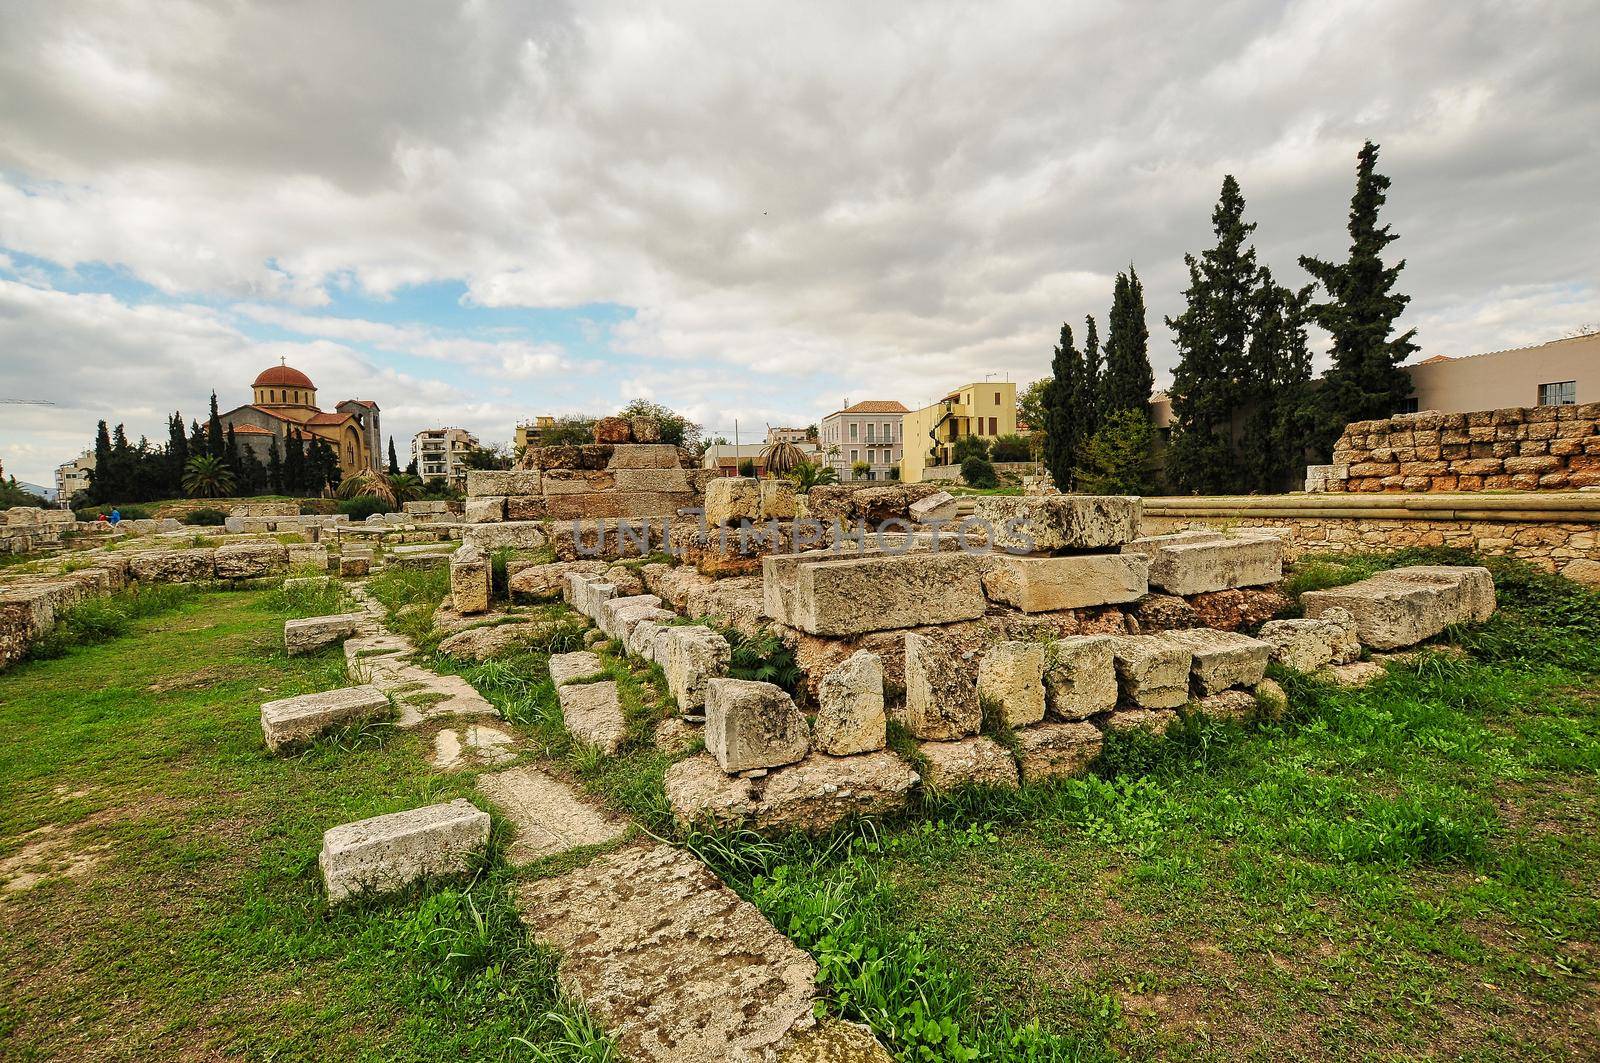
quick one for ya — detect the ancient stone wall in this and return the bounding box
[465,443,714,523]
[1312,403,1600,493]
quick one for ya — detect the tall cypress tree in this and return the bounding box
[1043,323,1087,491]
[92,420,114,503]
[207,391,225,458]
[284,431,304,494]
[1301,140,1417,456]
[1102,267,1153,417]
[167,411,189,496]
[189,418,206,459]
[1081,314,1102,438]
[225,424,240,471]
[267,438,284,495]
[387,436,400,476]
[1239,278,1314,492]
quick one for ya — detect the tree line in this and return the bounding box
[1034,140,1416,495]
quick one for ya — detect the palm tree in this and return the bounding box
[336,469,397,506]
[389,473,424,503]
[760,438,807,478]
[787,460,838,491]
[182,454,236,498]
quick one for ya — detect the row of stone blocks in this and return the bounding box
[464,444,709,523]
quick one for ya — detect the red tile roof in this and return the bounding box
[840,400,908,414]
[230,423,273,435]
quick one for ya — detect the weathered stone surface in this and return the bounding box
[902,632,980,740]
[703,477,797,526]
[1043,635,1118,720]
[321,799,490,904]
[704,678,810,773]
[1109,635,1193,708]
[1194,688,1257,722]
[752,751,919,834]
[1302,565,1495,649]
[664,753,759,826]
[813,650,887,755]
[450,542,492,614]
[1014,721,1104,782]
[626,618,668,662]
[215,541,290,579]
[1254,678,1289,719]
[477,766,626,865]
[659,625,731,711]
[286,543,330,572]
[788,551,986,636]
[463,521,548,551]
[437,621,559,662]
[806,483,942,525]
[1561,558,1600,587]
[918,736,1019,791]
[977,640,1046,726]
[1258,607,1362,671]
[1123,534,1283,595]
[1324,660,1388,686]
[557,679,626,753]
[629,417,663,443]
[509,560,607,599]
[981,553,1149,613]
[128,549,216,583]
[908,490,960,524]
[261,684,390,752]
[1100,708,1179,734]
[430,723,516,770]
[284,612,366,655]
[505,496,551,521]
[466,469,543,497]
[533,443,617,471]
[517,842,817,1063]
[603,443,681,469]
[462,495,505,523]
[598,592,665,639]
[975,495,1141,552]
[338,554,371,578]
[593,415,632,444]
[653,716,701,756]
[1162,627,1271,694]
[773,1019,895,1063]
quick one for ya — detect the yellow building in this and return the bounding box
[899,381,1017,483]
[514,416,557,453]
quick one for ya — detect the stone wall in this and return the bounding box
[1311,403,1600,492]
[466,443,714,523]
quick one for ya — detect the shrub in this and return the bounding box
[952,434,991,463]
[338,495,393,520]
[960,457,998,488]
[183,507,227,526]
[989,433,1032,461]
[1077,409,1158,495]
[738,459,756,477]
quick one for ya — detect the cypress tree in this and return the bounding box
[189,418,206,459]
[267,438,283,494]
[225,424,239,471]
[1102,267,1153,417]
[92,420,113,503]
[1239,278,1314,492]
[387,436,400,476]
[1081,314,1102,438]
[167,411,189,496]
[207,391,225,458]
[1043,323,1087,491]
[1301,140,1417,456]
[284,431,304,494]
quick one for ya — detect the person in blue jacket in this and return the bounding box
[108,508,121,525]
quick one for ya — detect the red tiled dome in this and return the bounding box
[253,364,314,389]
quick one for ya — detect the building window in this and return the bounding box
[987,416,998,435]
[849,423,858,441]
[883,422,893,440]
[849,449,858,463]
[866,424,876,442]
[994,391,1001,405]
[1396,397,1419,414]
[1538,380,1577,406]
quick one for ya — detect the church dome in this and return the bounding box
[253,364,315,390]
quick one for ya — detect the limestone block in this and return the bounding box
[338,555,370,578]
[1100,708,1179,734]
[477,766,626,866]
[449,543,492,614]
[1195,688,1257,722]
[605,444,683,469]
[1123,534,1283,595]
[1561,559,1600,587]
[629,417,662,443]
[598,593,663,638]
[535,444,616,471]
[320,799,490,903]
[790,552,986,636]
[549,650,605,687]
[918,736,1019,791]
[1161,628,1271,694]
[704,477,760,527]
[908,490,960,524]
[813,649,886,755]
[664,753,759,826]
[1043,635,1118,720]
[542,469,617,495]
[752,751,920,834]
[976,640,1046,727]
[610,603,674,642]
[902,632,980,740]
[128,549,216,583]
[626,618,668,662]
[1014,722,1104,782]
[1109,635,1193,708]
[558,679,626,753]
[261,684,390,752]
[659,625,731,711]
[214,542,290,579]
[974,495,1141,552]
[463,497,507,524]
[463,521,548,551]
[1257,607,1361,670]
[1301,565,1495,650]
[505,496,550,521]
[508,559,607,600]
[284,612,367,655]
[593,416,632,444]
[704,678,810,773]
[614,467,692,493]
[286,544,330,572]
[465,470,542,497]
[437,621,560,661]
[981,553,1149,613]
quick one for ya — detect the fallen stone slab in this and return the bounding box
[1194,688,1257,722]
[1301,565,1495,650]
[508,559,608,600]
[1322,660,1388,687]
[321,799,490,904]
[558,680,626,753]
[517,842,818,1063]
[1161,628,1271,694]
[260,685,390,753]
[1043,635,1118,720]
[1257,607,1361,671]
[1109,635,1193,708]
[813,649,886,755]
[977,640,1046,727]
[981,553,1149,613]
[975,495,1141,552]
[918,736,1019,792]
[664,753,761,826]
[787,551,987,636]
[430,724,517,770]
[477,766,626,865]
[1014,721,1104,782]
[704,678,809,773]
[1122,534,1282,595]
[549,650,605,687]
[128,548,216,583]
[751,751,920,834]
[902,632,981,740]
[599,593,664,639]
[388,672,500,728]
[437,621,561,662]
[284,612,367,656]
[909,490,960,523]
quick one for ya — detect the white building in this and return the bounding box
[817,400,908,481]
[55,450,94,504]
[410,427,480,490]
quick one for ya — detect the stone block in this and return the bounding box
[976,640,1046,726]
[284,612,367,655]
[1100,708,1179,734]
[286,543,331,572]
[215,541,290,579]
[752,751,920,834]
[1109,635,1193,708]
[902,632,980,740]
[981,553,1149,613]
[1123,534,1282,595]
[813,649,887,755]
[613,467,692,493]
[508,559,606,600]
[549,650,605,687]
[1014,722,1103,782]
[477,766,626,865]
[1161,627,1271,694]
[505,496,550,521]
[975,495,1141,552]
[789,551,986,636]
[128,549,216,583]
[449,543,492,614]
[558,679,626,753]
[659,625,731,711]
[463,521,548,551]
[909,490,960,523]
[320,799,490,903]
[466,470,543,497]
[1195,688,1257,722]
[629,417,662,443]
[1257,607,1361,671]
[664,754,759,826]
[605,443,683,469]
[918,736,1019,791]
[593,416,632,444]
[598,593,664,639]
[338,554,370,578]
[261,684,390,752]
[1043,635,1118,720]
[1301,565,1495,650]
[704,678,810,773]
[463,496,506,523]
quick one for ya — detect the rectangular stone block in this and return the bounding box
[128,549,217,583]
[542,469,617,494]
[1044,635,1118,720]
[975,495,1141,552]
[320,799,490,903]
[215,541,290,579]
[604,444,684,469]
[261,684,390,752]
[981,553,1149,613]
[902,632,980,740]
[1109,635,1193,708]
[549,650,605,687]
[505,496,550,521]
[449,544,491,614]
[286,544,331,572]
[1162,627,1271,694]
[1302,565,1495,650]
[464,496,506,523]
[659,625,731,711]
[789,551,986,636]
[977,640,1046,726]
[613,467,692,493]
[1014,721,1103,782]
[463,521,549,550]
[466,470,542,497]
[598,593,664,638]
[284,612,367,655]
[1122,534,1282,595]
[558,679,626,753]
[704,677,809,772]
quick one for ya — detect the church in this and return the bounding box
[219,362,382,477]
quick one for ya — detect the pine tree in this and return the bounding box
[1102,267,1153,417]
[91,420,114,503]
[1301,140,1417,456]
[1081,314,1102,438]
[267,438,283,495]
[387,436,400,476]
[1043,323,1087,490]
[167,411,189,497]
[207,392,225,458]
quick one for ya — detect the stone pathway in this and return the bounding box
[477,765,627,865]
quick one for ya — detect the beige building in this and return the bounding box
[766,426,811,444]
[515,416,556,452]
[1403,332,1596,413]
[411,427,480,489]
[55,450,94,502]
[899,382,1018,483]
[819,401,908,481]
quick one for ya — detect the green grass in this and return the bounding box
[0,589,611,1061]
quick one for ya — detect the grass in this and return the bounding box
[0,588,611,1061]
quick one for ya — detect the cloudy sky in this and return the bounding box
[2,0,1597,487]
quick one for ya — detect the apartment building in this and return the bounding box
[899,381,1018,483]
[1403,332,1597,413]
[818,400,908,481]
[514,416,557,452]
[766,426,811,444]
[410,427,480,490]
[55,450,94,503]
